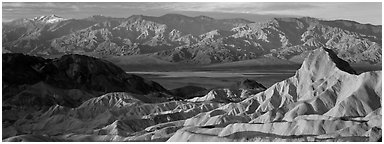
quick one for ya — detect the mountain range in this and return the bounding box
[2,14,382,64]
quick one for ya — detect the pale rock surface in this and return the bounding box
[188,79,266,103]
[188,88,242,103]
[168,48,382,142]
[31,15,67,23]
[3,92,225,141]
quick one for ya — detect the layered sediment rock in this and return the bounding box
[168,48,382,142]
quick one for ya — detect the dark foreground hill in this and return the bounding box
[3,53,170,107]
[2,53,173,133]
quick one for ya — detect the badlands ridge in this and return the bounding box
[2,48,382,142]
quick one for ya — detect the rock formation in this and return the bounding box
[168,48,381,142]
[2,48,381,142]
[187,79,267,103]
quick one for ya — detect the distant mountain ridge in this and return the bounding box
[2,14,381,64]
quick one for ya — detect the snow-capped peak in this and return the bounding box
[31,15,66,23]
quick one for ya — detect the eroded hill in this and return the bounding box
[2,48,381,142]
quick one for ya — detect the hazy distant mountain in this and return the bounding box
[153,17,381,64]
[2,14,381,64]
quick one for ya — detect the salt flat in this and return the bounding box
[126,71,295,78]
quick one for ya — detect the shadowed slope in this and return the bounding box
[3,53,169,108]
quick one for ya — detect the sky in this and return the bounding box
[2,2,382,25]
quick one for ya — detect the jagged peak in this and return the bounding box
[30,14,66,23]
[78,92,143,109]
[322,48,357,74]
[302,47,357,75]
[33,14,62,19]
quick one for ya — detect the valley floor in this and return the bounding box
[125,64,381,90]
[128,71,294,90]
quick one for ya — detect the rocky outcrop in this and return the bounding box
[187,79,267,103]
[168,48,382,142]
[31,15,67,24]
